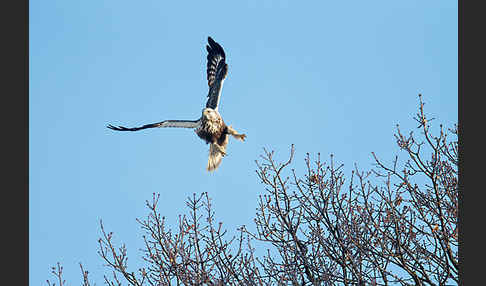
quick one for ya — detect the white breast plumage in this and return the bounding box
[205,117,222,134]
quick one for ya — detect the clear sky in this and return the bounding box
[30,0,457,284]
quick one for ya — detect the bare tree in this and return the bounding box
[249,94,458,285]
[46,262,93,286]
[47,95,458,285]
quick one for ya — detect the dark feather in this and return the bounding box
[107,119,199,132]
[205,37,227,110]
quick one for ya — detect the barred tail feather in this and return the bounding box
[207,143,225,172]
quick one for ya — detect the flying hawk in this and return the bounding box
[107,37,246,171]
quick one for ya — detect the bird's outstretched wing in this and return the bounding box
[205,37,228,110]
[107,119,199,131]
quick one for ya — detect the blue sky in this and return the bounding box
[30,0,457,284]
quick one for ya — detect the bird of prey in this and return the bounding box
[107,37,246,171]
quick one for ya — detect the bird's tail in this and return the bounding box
[207,143,225,172]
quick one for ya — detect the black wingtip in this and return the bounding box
[107,124,126,131]
[207,37,216,50]
[206,37,225,59]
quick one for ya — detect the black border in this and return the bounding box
[458,0,463,281]
[458,0,478,284]
[3,0,28,285]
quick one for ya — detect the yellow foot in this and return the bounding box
[235,134,246,141]
[216,145,227,156]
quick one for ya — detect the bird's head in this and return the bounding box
[202,108,218,121]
